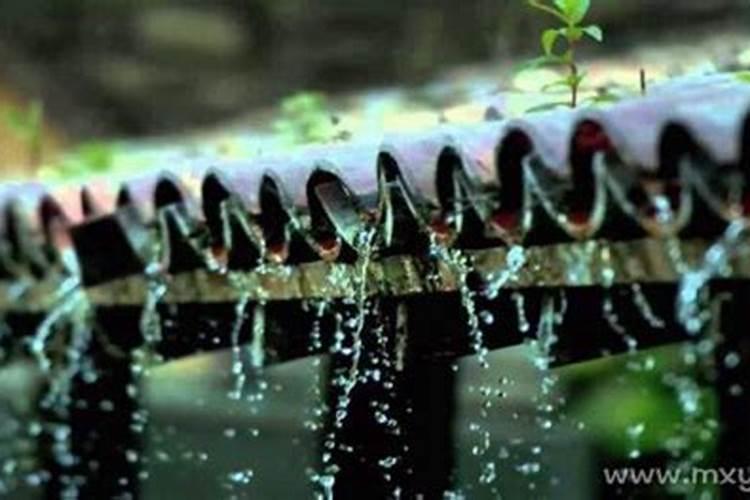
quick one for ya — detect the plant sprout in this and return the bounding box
[524,0,603,108]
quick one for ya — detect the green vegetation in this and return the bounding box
[564,346,715,461]
[272,91,352,146]
[38,142,117,181]
[3,100,44,168]
[0,98,120,181]
[524,0,603,108]
[273,92,339,146]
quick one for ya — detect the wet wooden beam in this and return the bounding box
[0,237,745,312]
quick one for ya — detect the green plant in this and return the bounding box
[524,0,603,108]
[273,92,341,146]
[3,100,44,167]
[38,141,117,181]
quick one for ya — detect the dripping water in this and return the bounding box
[317,226,377,496]
[677,221,748,335]
[666,220,749,483]
[427,233,488,367]
[24,251,95,498]
[630,283,666,329]
[303,299,332,437]
[457,244,527,489]
[330,226,376,430]
[626,422,646,460]
[28,275,82,373]
[652,194,690,274]
[511,292,530,334]
[427,232,494,488]
[228,291,251,401]
[134,259,169,371]
[521,293,566,492]
[599,244,638,353]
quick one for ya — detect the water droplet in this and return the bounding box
[724,352,741,369]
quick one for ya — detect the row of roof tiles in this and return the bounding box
[1,73,749,285]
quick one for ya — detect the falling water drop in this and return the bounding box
[678,221,748,335]
[626,422,646,459]
[228,292,250,401]
[511,292,530,333]
[630,283,666,329]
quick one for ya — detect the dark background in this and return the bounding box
[0,0,746,138]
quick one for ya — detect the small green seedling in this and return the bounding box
[524,0,603,108]
[3,100,44,167]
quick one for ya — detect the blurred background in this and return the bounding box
[0,0,749,177]
[0,1,746,498]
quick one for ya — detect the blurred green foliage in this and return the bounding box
[273,92,337,146]
[39,142,117,181]
[2,100,44,167]
[562,346,716,464]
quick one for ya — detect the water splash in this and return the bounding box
[428,233,494,489]
[249,303,266,370]
[244,303,268,408]
[485,245,526,300]
[652,194,690,274]
[626,422,646,459]
[522,294,565,492]
[599,244,638,353]
[303,300,331,436]
[311,473,335,500]
[133,259,169,375]
[528,294,562,372]
[630,283,666,329]
[459,245,527,489]
[21,252,97,499]
[28,276,83,373]
[443,490,466,500]
[330,227,376,430]
[511,292,530,334]
[228,292,251,401]
[677,221,748,334]
[561,241,598,285]
[664,220,746,483]
[662,371,709,476]
[428,233,487,367]
[307,299,330,354]
[140,262,168,348]
[318,226,377,494]
[368,307,406,482]
[226,468,254,485]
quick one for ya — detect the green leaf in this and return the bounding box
[582,24,603,42]
[554,0,590,24]
[541,29,561,56]
[2,101,43,141]
[528,0,568,23]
